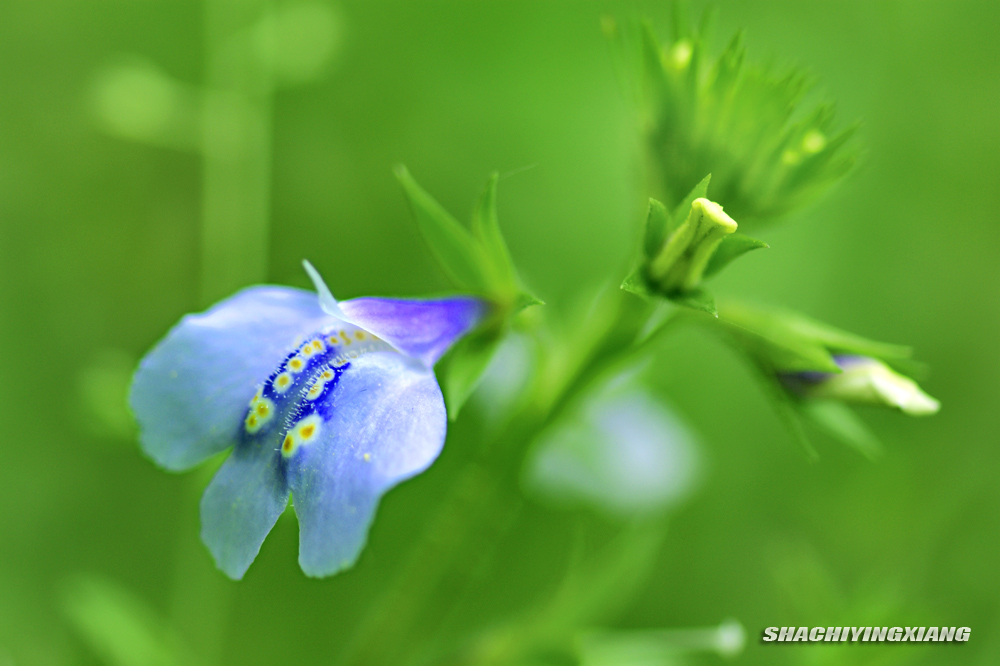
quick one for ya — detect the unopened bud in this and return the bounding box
[648,198,738,294]
[782,355,940,416]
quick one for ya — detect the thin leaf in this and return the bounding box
[743,361,819,460]
[703,233,769,278]
[471,171,516,291]
[642,198,671,259]
[800,400,882,460]
[620,268,654,300]
[394,165,491,292]
[514,291,545,312]
[670,287,717,316]
[440,328,505,421]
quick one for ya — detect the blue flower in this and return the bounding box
[129,261,487,579]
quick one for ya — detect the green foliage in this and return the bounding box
[717,301,913,373]
[618,7,860,227]
[702,233,769,278]
[439,326,506,420]
[395,167,542,417]
[394,165,496,294]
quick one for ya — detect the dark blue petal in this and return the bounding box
[339,296,487,367]
[283,352,446,577]
[200,441,289,580]
[130,286,331,471]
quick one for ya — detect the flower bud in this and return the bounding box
[647,197,738,294]
[781,355,940,416]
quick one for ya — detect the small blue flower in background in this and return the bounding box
[524,381,700,518]
[130,261,487,579]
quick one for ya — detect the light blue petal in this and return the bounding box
[525,389,699,516]
[130,286,332,471]
[339,296,488,367]
[200,439,289,580]
[284,352,446,577]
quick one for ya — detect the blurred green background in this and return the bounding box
[1,1,998,664]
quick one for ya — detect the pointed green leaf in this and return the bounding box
[668,173,711,235]
[471,171,517,291]
[703,233,769,278]
[780,311,912,361]
[670,287,716,316]
[440,328,504,420]
[621,268,654,299]
[800,400,882,460]
[718,301,904,371]
[394,165,491,292]
[739,359,819,460]
[514,291,545,312]
[721,321,840,373]
[642,198,671,259]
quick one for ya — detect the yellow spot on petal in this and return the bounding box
[282,434,295,454]
[328,335,339,346]
[355,331,365,340]
[245,396,275,433]
[274,372,293,393]
[293,415,322,444]
[340,330,351,345]
[288,357,304,372]
[321,370,334,380]
[312,340,324,351]
[363,453,371,462]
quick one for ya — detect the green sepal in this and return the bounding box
[799,400,882,460]
[394,165,492,293]
[471,171,517,293]
[514,291,545,312]
[438,326,505,421]
[718,301,911,373]
[642,198,671,259]
[741,358,819,460]
[668,173,711,236]
[621,267,716,316]
[703,233,768,278]
[621,268,654,299]
[396,166,542,314]
[671,288,717,317]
